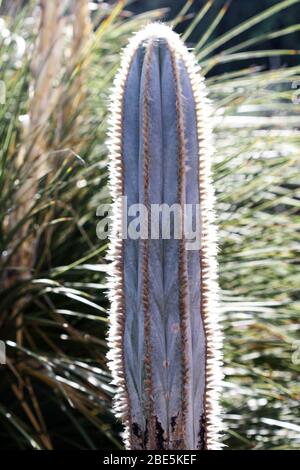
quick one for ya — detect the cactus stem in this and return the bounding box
[107,23,223,450]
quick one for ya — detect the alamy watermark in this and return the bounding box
[0,80,6,105]
[96,196,202,251]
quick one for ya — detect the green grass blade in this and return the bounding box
[220,23,300,56]
[172,0,194,28]
[195,0,231,52]
[182,0,214,41]
[197,0,300,60]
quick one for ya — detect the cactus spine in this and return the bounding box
[107,23,222,450]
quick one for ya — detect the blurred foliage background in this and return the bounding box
[0,0,299,450]
[128,0,300,68]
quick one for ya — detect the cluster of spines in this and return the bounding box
[106,34,132,448]
[141,41,156,449]
[169,46,191,448]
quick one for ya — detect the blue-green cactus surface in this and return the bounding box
[107,23,222,450]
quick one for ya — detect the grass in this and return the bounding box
[0,0,299,449]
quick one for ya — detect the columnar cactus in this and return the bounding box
[107,23,222,450]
